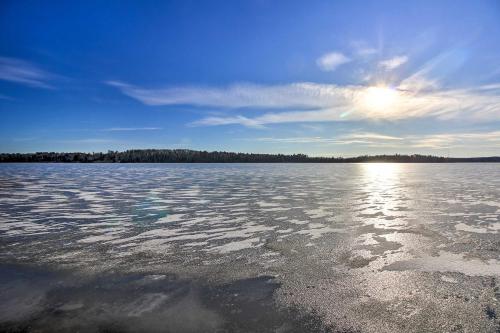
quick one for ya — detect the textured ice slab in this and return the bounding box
[0,163,499,332]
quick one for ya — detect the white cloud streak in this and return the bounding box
[398,49,467,93]
[379,56,408,70]
[102,127,162,131]
[0,57,55,89]
[350,41,378,57]
[59,138,117,144]
[109,46,500,129]
[189,83,500,127]
[316,52,351,71]
[107,81,354,109]
[343,132,403,141]
[409,131,500,149]
[251,130,500,150]
[252,132,403,145]
[355,47,378,57]
[109,79,500,127]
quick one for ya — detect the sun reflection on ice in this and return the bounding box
[362,162,400,179]
[361,163,401,195]
[359,163,408,229]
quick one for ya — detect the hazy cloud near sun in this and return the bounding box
[108,45,500,131]
[379,55,409,70]
[109,79,500,127]
[316,52,351,71]
[349,40,379,58]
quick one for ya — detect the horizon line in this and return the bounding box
[1,149,499,161]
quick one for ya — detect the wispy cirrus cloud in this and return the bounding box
[192,109,343,128]
[107,81,353,108]
[409,131,500,149]
[58,138,118,144]
[251,130,500,151]
[108,44,500,130]
[316,52,351,71]
[102,127,162,131]
[252,132,403,145]
[192,84,500,126]
[109,79,500,127]
[379,55,408,70]
[350,41,378,57]
[253,136,341,144]
[342,132,403,141]
[0,56,56,89]
[399,49,468,92]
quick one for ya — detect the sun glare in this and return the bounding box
[361,86,399,113]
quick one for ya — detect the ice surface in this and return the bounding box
[0,163,499,332]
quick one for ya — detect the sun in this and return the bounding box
[361,86,398,113]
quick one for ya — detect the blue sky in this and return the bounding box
[1,0,500,156]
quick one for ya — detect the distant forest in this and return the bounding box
[1,149,499,163]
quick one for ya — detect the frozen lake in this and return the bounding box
[0,163,499,332]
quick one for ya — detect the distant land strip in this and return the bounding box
[1,149,499,163]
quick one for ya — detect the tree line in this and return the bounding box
[1,149,499,163]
